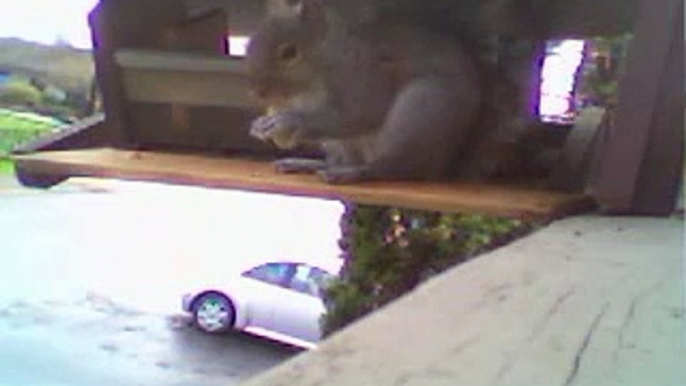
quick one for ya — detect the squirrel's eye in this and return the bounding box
[278,44,300,64]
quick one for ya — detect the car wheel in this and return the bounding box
[192,293,235,334]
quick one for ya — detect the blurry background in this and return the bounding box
[0,0,98,49]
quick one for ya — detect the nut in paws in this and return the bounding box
[249,111,303,149]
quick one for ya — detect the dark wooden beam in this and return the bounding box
[483,0,640,38]
[630,1,684,214]
[88,0,193,144]
[589,0,683,215]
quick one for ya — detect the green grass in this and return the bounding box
[0,108,61,154]
[0,158,14,175]
[0,108,62,130]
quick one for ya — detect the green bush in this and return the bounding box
[0,81,42,106]
[580,35,632,107]
[321,204,538,336]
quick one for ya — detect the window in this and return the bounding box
[289,264,314,296]
[309,267,334,297]
[226,36,250,57]
[288,264,333,298]
[242,263,293,287]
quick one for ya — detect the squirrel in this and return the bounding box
[246,0,505,183]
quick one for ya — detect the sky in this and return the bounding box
[540,40,586,118]
[0,0,99,49]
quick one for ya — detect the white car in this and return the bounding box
[182,261,338,349]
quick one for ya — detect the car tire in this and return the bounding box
[192,292,235,334]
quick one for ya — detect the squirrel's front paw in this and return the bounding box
[249,111,304,150]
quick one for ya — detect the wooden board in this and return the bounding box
[120,68,253,108]
[13,148,595,219]
[115,49,254,108]
[115,49,245,73]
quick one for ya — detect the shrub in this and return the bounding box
[321,204,537,336]
[0,81,42,107]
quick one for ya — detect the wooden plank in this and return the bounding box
[12,148,594,219]
[115,49,245,73]
[116,50,254,108]
[120,68,252,108]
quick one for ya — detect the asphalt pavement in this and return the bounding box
[0,175,344,386]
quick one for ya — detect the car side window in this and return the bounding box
[289,264,313,296]
[242,263,293,287]
[309,267,333,297]
[288,264,332,298]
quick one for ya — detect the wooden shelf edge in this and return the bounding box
[13,148,596,220]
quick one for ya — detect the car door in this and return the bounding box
[270,264,328,343]
[239,262,295,332]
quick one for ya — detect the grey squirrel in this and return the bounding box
[246,0,501,183]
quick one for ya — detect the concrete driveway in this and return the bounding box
[0,175,344,386]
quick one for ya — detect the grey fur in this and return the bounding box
[247,0,483,183]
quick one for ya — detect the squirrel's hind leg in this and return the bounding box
[363,76,479,181]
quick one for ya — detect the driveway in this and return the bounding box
[0,175,344,386]
[0,173,21,191]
